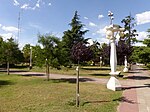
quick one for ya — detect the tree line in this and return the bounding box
[1,11,148,70]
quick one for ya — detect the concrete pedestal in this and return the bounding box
[107,76,122,91]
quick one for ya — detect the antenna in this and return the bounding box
[17,11,20,40]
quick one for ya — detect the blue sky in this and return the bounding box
[0,0,150,48]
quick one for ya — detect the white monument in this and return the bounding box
[106,11,124,91]
[123,56,129,72]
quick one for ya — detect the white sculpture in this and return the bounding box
[106,11,124,91]
[123,56,129,72]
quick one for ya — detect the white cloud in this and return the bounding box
[20,0,42,10]
[133,42,146,46]
[2,26,19,32]
[89,22,97,27]
[87,39,93,45]
[96,26,107,35]
[21,4,30,10]
[0,24,2,27]
[136,11,150,25]
[83,27,88,31]
[84,17,88,20]
[13,0,20,6]
[48,3,52,6]
[98,14,104,19]
[35,0,41,8]
[0,33,15,40]
[136,31,148,41]
[29,23,41,29]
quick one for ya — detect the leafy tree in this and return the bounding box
[100,43,110,65]
[90,41,101,65]
[32,45,45,67]
[138,47,150,65]
[22,44,31,64]
[61,11,88,66]
[2,38,23,74]
[121,15,138,46]
[143,29,150,47]
[121,15,138,61]
[117,39,130,65]
[0,37,5,64]
[38,34,60,80]
[71,42,93,63]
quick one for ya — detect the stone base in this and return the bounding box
[123,67,128,73]
[107,76,122,91]
[109,71,121,76]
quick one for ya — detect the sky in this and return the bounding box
[0,0,150,48]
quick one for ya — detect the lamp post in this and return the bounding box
[45,58,49,81]
[100,56,102,67]
[106,11,124,91]
[29,46,32,70]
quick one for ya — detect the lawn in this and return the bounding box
[0,74,122,112]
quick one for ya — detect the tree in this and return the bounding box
[117,39,130,65]
[100,43,110,65]
[22,44,31,64]
[38,34,60,80]
[90,41,101,65]
[2,38,23,75]
[0,37,5,64]
[143,29,150,47]
[121,15,138,61]
[61,11,88,66]
[71,42,94,63]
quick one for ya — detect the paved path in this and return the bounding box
[11,71,109,84]
[118,65,150,112]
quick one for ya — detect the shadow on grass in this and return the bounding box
[0,80,15,87]
[128,71,141,73]
[22,74,45,76]
[81,100,110,106]
[51,78,95,83]
[0,69,28,73]
[124,76,150,80]
[68,96,138,106]
[82,67,110,71]
[89,73,110,77]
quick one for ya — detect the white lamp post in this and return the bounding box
[29,46,32,70]
[100,56,102,67]
[106,11,124,91]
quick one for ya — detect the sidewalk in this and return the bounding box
[118,65,150,112]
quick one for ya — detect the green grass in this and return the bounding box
[0,74,122,112]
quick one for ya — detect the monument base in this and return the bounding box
[107,76,122,91]
[123,67,128,73]
[109,71,121,76]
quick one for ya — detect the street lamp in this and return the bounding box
[100,56,102,67]
[106,11,124,91]
[29,46,32,70]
